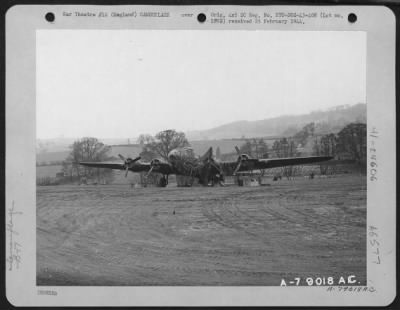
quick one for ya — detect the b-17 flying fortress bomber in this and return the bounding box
[80,146,332,187]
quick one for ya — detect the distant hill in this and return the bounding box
[186,103,366,140]
[36,103,366,163]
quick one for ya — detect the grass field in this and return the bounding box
[37,175,366,286]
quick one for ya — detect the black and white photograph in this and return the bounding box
[5,5,396,307]
[35,28,368,286]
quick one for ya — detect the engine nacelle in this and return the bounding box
[239,154,250,161]
[150,158,161,166]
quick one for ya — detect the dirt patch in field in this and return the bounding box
[37,175,366,286]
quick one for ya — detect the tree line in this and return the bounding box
[237,122,366,163]
[38,123,366,186]
[45,130,190,185]
[235,122,366,177]
[58,137,115,184]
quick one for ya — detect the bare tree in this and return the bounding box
[337,123,366,161]
[337,123,366,173]
[239,140,253,157]
[68,137,114,183]
[137,134,154,146]
[238,139,269,159]
[293,122,315,146]
[257,139,269,158]
[271,138,298,179]
[144,129,190,161]
[272,138,296,158]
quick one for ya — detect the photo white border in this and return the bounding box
[6,5,396,306]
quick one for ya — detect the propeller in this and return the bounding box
[209,160,225,185]
[145,159,161,178]
[233,146,251,175]
[202,148,225,185]
[118,154,141,177]
[233,159,243,176]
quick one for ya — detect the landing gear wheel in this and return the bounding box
[158,175,168,187]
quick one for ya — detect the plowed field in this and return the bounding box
[37,175,366,286]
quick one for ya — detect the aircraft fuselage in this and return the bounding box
[167,147,223,185]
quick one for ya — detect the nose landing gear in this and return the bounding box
[158,175,169,187]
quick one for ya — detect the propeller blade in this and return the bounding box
[125,167,129,178]
[124,155,141,167]
[131,156,141,164]
[146,165,154,178]
[118,154,125,161]
[210,161,223,175]
[233,159,242,176]
[235,146,240,155]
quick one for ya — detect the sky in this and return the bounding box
[36,30,366,139]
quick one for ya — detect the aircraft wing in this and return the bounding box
[252,156,334,170]
[79,161,151,172]
[80,162,126,170]
[79,161,175,174]
[220,155,333,175]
